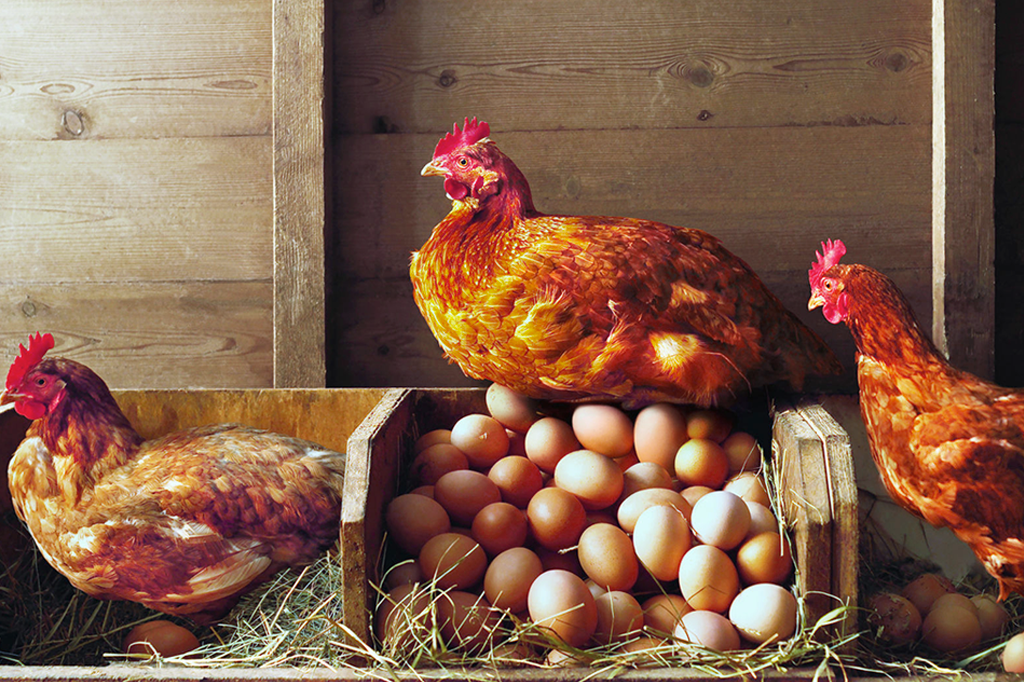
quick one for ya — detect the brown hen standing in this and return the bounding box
[808,240,1024,600]
[412,118,840,409]
[2,333,345,623]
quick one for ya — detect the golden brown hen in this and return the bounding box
[412,118,840,409]
[808,240,1024,599]
[2,333,345,623]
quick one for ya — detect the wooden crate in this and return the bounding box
[0,0,325,389]
[340,388,858,654]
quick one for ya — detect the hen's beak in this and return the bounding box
[808,293,825,311]
[421,160,445,177]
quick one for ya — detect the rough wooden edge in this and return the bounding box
[932,0,996,379]
[340,388,412,646]
[771,402,834,630]
[272,0,326,387]
[793,398,859,643]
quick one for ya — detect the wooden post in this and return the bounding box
[932,0,996,379]
[273,0,326,387]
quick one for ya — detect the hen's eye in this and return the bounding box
[35,378,45,387]
[457,157,468,167]
[823,280,833,291]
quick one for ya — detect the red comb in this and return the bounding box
[433,117,491,159]
[809,239,847,289]
[6,332,55,391]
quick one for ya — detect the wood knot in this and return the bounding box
[371,0,386,14]
[697,110,713,122]
[62,110,85,136]
[884,51,909,73]
[21,300,37,318]
[685,65,714,88]
[563,174,581,199]
[438,70,457,88]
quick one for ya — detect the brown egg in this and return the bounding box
[385,493,452,556]
[487,455,543,508]
[486,383,541,433]
[613,450,640,471]
[414,429,452,454]
[593,590,644,644]
[525,417,581,473]
[736,532,792,585]
[729,583,798,644]
[471,501,528,556]
[901,573,956,615]
[642,594,693,636]
[678,545,739,613]
[680,485,714,507]
[972,594,1010,640]
[123,621,199,658]
[633,504,691,582]
[723,472,771,508]
[383,560,424,590]
[450,413,511,468]
[527,487,586,551]
[375,583,434,649]
[617,488,692,533]
[571,404,634,458]
[537,547,582,575]
[577,523,638,591]
[436,590,501,653]
[745,501,779,537]
[433,469,502,526]
[528,569,598,647]
[506,429,528,457]
[484,546,542,612]
[418,532,487,590]
[674,439,729,488]
[621,636,668,654]
[553,449,624,510]
[622,461,675,499]
[410,443,468,485]
[868,592,922,646]
[722,431,762,472]
[409,484,434,498]
[1003,631,1024,672]
[674,610,740,652]
[689,490,751,550]
[921,599,982,653]
[633,403,689,472]
[686,409,734,443]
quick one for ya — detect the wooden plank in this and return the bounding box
[793,399,858,642]
[0,281,273,389]
[0,0,271,140]
[771,404,834,631]
[931,0,996,379]
[0,138,272,283]
[273,0,325,387]
[329,125,931,282]
[330,0,930,133]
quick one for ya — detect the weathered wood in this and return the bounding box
[0,138,272,282]
[273,0,326,387]
[931,0,996,378]
[0,0,271,141]
[0,282,274,389]
[331,0,930,134]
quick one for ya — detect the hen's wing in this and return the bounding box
[424,216,835,407]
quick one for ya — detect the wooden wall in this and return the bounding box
[326,0,934,392]
[0,1,275,387]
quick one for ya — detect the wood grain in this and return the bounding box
[273,0,326,387]
[0,281,273,389]
[0,137,272,282]
[0,0,271,140]
[330,0,931,133]
[932,0,996,379]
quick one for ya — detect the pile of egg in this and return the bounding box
[378,384,798,659]
[868,572,1009,654]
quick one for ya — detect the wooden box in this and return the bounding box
[340,388,859,654]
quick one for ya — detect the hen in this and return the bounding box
[2,333,345,623]
[412,117,840,409]
[808,240,1024,599]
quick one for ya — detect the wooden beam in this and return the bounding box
[273,0,326,387]
[932,0,996,378]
